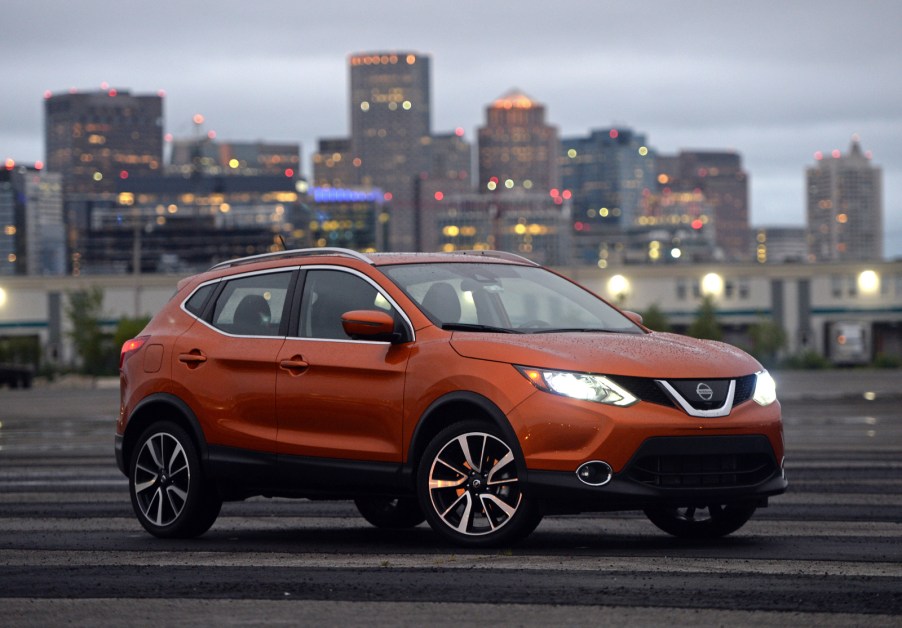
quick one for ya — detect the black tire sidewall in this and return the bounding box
[643,503,757,539]
[353,496,426,529]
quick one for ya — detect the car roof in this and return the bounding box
[207,247,538,272]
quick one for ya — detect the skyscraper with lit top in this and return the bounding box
[806,137,883,262]
[477,90,560,195]
[349,52,431,250]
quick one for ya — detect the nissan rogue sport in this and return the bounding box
[116,248,786,547]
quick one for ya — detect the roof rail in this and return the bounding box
[208,247,373,270]
[456,249,539,266]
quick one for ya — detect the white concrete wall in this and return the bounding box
[1,260,900,364]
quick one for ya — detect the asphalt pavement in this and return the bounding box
[1,369,900,625]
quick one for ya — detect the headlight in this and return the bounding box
[516,366,638,406]
[752,370,778,406]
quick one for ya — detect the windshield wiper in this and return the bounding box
[441,323,524,334]
[529,327,637,334]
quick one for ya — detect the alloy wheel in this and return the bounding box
[427,431,523,536]
[133,431,191,528]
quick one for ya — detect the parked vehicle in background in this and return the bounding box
[116,248,786,547]
[827,321,870,366]
[0,364,34,389]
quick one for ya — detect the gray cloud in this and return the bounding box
[3,0,900,255]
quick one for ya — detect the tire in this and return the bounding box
[129,421,222,538]
[417,420,542,547]
[643,503,757,539]
[354,496,426,529]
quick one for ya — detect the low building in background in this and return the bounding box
[754,226,808,264]
[70,172,310,274]
[309,186,388,252]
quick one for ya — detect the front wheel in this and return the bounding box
[643,503,757,539]
[417,421,542,547]
[129,421,222,538]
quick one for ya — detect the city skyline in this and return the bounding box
[3,0,900,256]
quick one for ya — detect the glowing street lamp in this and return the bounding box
[607,274,631,303]
[858,270,880,295]
[701,272,724,297]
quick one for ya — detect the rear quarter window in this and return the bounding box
[184,283,216,317]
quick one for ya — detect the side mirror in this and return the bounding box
[341,310,397,341]
[624,310,644,326]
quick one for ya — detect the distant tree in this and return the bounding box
[686,295,723,341]
[640,303,671,332]
[783,350,831,370]
[113,316,151,351]
[747,316,787,368]
[66,287,116,376]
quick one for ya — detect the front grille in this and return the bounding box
[629,453,775,488]
[609,373,760,411]
[733,374,757,404]
[608,376,674,407]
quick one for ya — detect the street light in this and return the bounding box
[607,274,631,303]
[858,270,880,295]
[701,272,724,297]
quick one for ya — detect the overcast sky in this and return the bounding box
[3,0,900,257]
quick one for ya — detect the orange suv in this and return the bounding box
[116,248,786,546]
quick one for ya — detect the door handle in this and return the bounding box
[279,357,309,373]
[178,352,207,365]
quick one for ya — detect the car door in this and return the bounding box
[275,267,413,463]
[170,269,294,452]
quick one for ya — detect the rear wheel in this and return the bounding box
[417,421,542,547]
[354,496,425,529]
[129,421,222,538]
[643,503,757,539]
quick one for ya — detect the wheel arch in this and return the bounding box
[407,391,525,483]
[121,393,208,473]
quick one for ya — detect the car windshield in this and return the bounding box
[382,262,643,334]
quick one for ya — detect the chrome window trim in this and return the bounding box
[179,264,415,343]
[179,267,296,338]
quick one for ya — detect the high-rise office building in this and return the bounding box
[468,90,568,263]
[562,127,654,232]
[561,127,655,264]
[0,164,65,276]
[477,90,560,195]
[433,192,572,266]
[416,131,473,252]
[806,138,883,262]
[349,52,431,250]
[44,88,164,195]
[657,150,750,262]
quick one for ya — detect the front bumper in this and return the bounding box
[527,434,787,514]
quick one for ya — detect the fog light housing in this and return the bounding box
[576,461,613,486]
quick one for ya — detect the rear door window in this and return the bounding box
[210,271,293,336]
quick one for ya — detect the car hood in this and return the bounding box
[449,330,761,379]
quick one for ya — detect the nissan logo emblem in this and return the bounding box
[696,382,714,401]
